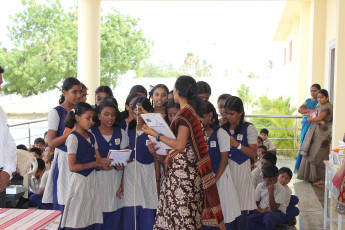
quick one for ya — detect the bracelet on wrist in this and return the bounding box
[156,133,164,142]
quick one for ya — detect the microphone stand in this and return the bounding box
[133,106,140,230]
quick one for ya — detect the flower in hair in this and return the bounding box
[71,108,75,113]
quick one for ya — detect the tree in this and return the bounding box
[183,52,212,77]
[237,84,254,109]
[136,62,179,78]
[0,0,151,96]
[251,96,297,157]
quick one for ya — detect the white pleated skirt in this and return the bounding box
[228,159,257,211]
[42,148,70,205]
[123,161,158,209]
[61,170,103,228]
[217,165,241,223]
[96,169,123,212]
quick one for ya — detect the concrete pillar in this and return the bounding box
[308,0,326,87]
[332,0,345,149]
[291,16,300,107]
[77,0,101,105]
[298,1,311,106]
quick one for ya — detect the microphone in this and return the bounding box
[136,102,142,115]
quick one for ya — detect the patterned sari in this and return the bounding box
[297,102,333,182]
[154,106,225,230]
[294,98,319,173]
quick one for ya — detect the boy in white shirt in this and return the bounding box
[260,128,276,154]
[248,165,286,230]
[278,167,299,225]
[29,158,53,209]
[251,152,277,189]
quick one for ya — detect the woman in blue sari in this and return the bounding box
[294,84,321,173]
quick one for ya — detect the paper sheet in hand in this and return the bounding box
[107,149,132,166]
[148,135,167,155]
[141,113,176,149]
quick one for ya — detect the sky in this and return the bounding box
[0,0,286,78]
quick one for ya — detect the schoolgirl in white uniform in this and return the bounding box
[91,97,129,229]
[200,101,241,229]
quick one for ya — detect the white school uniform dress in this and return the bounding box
[42,106,70,207]
[227,122,257,211]
[208,128,241,223]
[92,127,129,213]
[61,131,103,228]
[123,130,157,229]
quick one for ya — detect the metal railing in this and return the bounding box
[245,114,303,159]
[9,118,48,147]
[8,115,303,158]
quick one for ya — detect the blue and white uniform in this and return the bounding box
[91,126,129,230]
[61,131,103,229]
[123,128,158,230]
[207,127,241,226]
[43,106,71,217]
[225,122,257,230]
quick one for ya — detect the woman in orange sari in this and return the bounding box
[143,75,224,230]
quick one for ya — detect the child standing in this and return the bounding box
[196,81,212,101]
[61,102,110,229]
[149,84,169,124]
[278,167,299,225]
[42,77,82,219]
[200,101,241,229]
[217,94,231,126]
[123,96,158,229]
[260,129,276,153]
[248,165,286,230]
[91,97,129,229]
[222,96,257,230]
[166,98,180,124]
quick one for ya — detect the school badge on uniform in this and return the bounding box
[210,141,216,148]
[237,134,243,141]
[115,138,121,145]
[146,140,150,146]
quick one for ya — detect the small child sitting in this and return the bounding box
[248,165,286,230]
[256,145,268,166]
[33,137,46,153]
[252,151,277,189]
[29,147,42,159]
[260,128,276,154]
[278,167,299,225]
[257,136,264,146]
[29,158,53,209]
[28,158,46,196]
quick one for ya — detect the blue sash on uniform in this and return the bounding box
[226,122,251,165]
[72,131,96,177]
[91,126,122,158]
[128,129,154,165]
[208,127,222,174]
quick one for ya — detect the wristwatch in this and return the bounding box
[237,143,242,150]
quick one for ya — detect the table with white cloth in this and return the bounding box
[323,160,345,230]
[0,208,61,230]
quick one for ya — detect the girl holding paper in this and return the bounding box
[91,97,129,230]
[123,96,158,230]
[61,102,111,229]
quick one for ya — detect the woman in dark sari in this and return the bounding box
[297,89,333,185]
[294,84,321,173]
[143,75,224,230]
